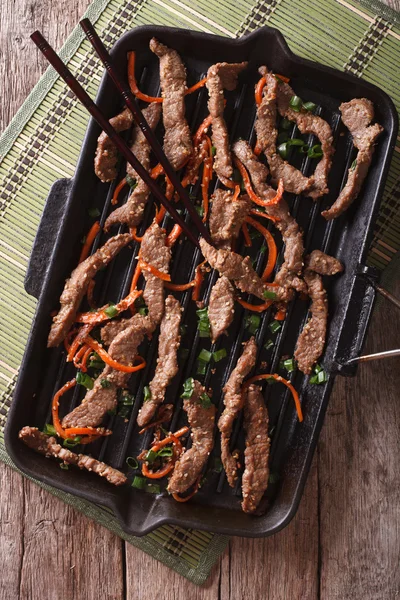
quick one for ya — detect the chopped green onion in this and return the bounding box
[282,358,296,373]
[60,463,69,470]
[181,377,195,399]
[42,424,57,436]
[277,132,289,144]
[280,117,292,130]
[158,447,173,458]
[88,207,101,218]
[104,304,119,318]
[121,392,134,406]
[126,456,139,469]
[146,484,161,494]
[263,290,277,300]
[213,457,223,473]
[88,353,105,370]
[289,95,303,111]
[126,174,137,190]
[199,392,212,408]
[76,371,94,390]
[145,449,158,464]
[266,376,277,385]
[351,159,357,170]
[197,360,207,375]
[63,437,82,448]
[308,144,323,159]
[264,339,274,350]
[195,205,204,217]
[138,306,148,316]
[303,101,317,112]
[132,475,147,490]
[268,320,281,334]
[277,142,289,159]
[197,307,211,338]
[100,378,111,389]
[314,363,323,373]
[143,386,151,402]
[269,472,279,484]
[246,314,261,335]
[198,349,212,363]
[212,348,227,362]
[259,246,267,255]
[196,307,209,320]
[309,368,328,385]
[211,145,216,156]
[288,138,305,147]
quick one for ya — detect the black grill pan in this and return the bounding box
[5,25,398,537]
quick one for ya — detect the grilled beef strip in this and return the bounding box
[104,103,161,231]
[294,251,343,374]
[208,276,236,343]
[242,384,270,513]
[200,237,289,302]
[255,70,311,195]
[233,140,306,294]
[206,62,247,182]
[48,233,132,348]
[149,38,193,170]
[272,71,335,199]
[167,380,216,494]
[101,318,132,346]
[62,314,153,428]
[218,337,258,487]
[141,222,171,326]
[94,108,134,182]
[19,427,127,486]
[322,98,383,220]
[209,189,251,248]
[137,296,182,427]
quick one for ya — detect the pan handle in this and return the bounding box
[333,265,400,376]
[25,178,73,300]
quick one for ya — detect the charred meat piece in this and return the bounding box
[19,427,127,486]
[255,71,311,195]
[105,103,161,231]
[209,189,251,248]
[141,222,171,326]
[294,252,343,374]
[62,314,153,428]
[168,380,216,494]
[150,38,192,170]
[218,337,257,487]
[137,296,182,427]
[208,276,235,343]
[94,108,134,182]
[200,238,289,302]
[274,74,334,199]
[322,98,383,220]
[48,233,132,348]
[206,61,247,181]
[242,384,270,513]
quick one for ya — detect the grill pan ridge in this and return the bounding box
[5,25,397,537]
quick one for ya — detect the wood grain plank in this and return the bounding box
[319,277,400,600]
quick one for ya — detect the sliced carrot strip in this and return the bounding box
[67,324,94,362]
[172,475,201,503]
[236,297,273,313]
[165,280,195,291]
[83,337,146,373]
[52,379,77,439]
[234,157,284,208]
[186,77,207,95]
[151,163,164,179]
[194,114,213,146]
[112,177,127,206]
[245,216,277,281]
[76,290,143,324]
[192,261,207,302]
[79,222,101,263]
[275,73,290,83]
[128,52,163,103]
[275,308,287,321]
[242,223,252,247]
[254,139,262,156]
[166,224,183,247]
[255,75,266,106]
[244,373,303,422]
[139,259,171,281]
[250,209,279,223]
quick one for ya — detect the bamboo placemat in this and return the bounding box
[0,0,399,585]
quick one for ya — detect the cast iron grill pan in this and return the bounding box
[5,26,397,537]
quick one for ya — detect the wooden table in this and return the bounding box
[1,1,399,598]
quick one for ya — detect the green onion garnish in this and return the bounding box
[88,207,101,218]
[288,138,305,147]
[158,447,173,458]
[132,475,147,490]
[143,386,151,402]
[263,290,277,300]
[63,437,82,448]
[121,392,134,406]
[289,95,303,111]
[198,349,212,363]
[277,142,289,159]
[181,377,195,399]
[196,307,209,320]
[246,314,261,335]
[138,306,148,316]
[42,424,57,436]
[100,378,111,389]
[126,174,137,190]
[212,348,227,362]
[314,363,323,373]
[268,320,281,334]
[309,367,328,384]
[303,101,317,112]
[211,145,216,156]
[104,304,119,318]
[264,339,274,350]
[259,246,267,255]
[199,392,212,408]
[60,463,69,470]
[145,449,158,464]
[266,376,277,385]
[196,307,211,338]
[197,360,207,375]
[282,358,296,373]
[280,117,292,130]
[195,205,204,217]
[76,371,94,390]
[88,352,104,370]
[126,456,139,469]
[351,159,357,170]
[146,484,161,494]
[308,144,323,159]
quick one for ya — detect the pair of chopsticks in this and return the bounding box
[31,21,212,248]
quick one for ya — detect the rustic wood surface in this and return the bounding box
[0,0,399,598]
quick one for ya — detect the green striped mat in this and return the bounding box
[0,0,399,585]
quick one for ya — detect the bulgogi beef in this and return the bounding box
[200,235,289,302]
[242,384,270,513]
[149,38,193,170]
[48,233,132,348]
[255,70,311,195]
[209,189,251,248]
[294,251,343,374]
[208,276,236,343]
[94,108,134,182]
[137,295,182,427]
[168,380,216,494]
[140,222,171,325]
[322,98,383,220]
[62,314,153,428]
[206,61,247,182]
[101,317,131,346]
[104,103,161,231]
[218,337,257,487]
[19,427,127,486]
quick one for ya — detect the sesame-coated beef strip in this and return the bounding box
[140,222,171,326]
[94,108,134,182]
[208,276,236,343]
[209,189,252,249]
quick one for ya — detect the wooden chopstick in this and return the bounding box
[79,18,212,245]
[30,30,201,249]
